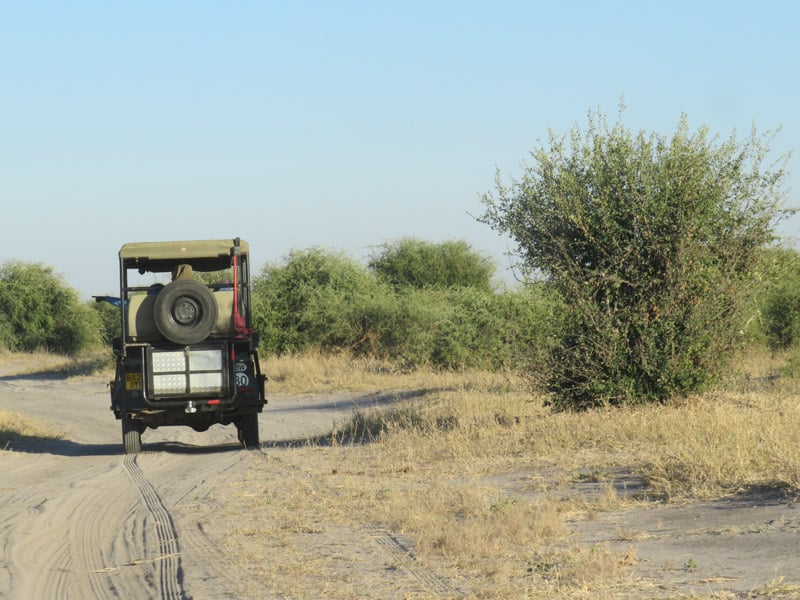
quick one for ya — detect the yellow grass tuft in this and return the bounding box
[0,409,63,447]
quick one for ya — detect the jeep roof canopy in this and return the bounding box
[119,238,250,273]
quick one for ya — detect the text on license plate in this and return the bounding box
[126,373,142,391]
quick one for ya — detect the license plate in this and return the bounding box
[125,372,142,391]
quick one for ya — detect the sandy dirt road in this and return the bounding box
[0,364,372,600]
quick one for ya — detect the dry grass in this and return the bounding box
[262,350,509,395]
[225,348,800,598]
[0,347,111,378]
[0,410,63,447]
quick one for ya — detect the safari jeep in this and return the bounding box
[106,238,266,454]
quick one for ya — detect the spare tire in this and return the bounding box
[153,280,218,345]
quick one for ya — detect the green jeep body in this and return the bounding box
[108,238,266,453]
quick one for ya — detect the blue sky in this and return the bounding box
[1,1,798,298]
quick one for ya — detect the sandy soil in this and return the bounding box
[1,362,799,599]
[563,475,800,598]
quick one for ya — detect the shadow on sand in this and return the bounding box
[3,435,245,457]
[2,387,444,456]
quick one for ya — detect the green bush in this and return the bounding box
[376,285,563,371]
[494,283,565,371]
[251,245,562,371]
[482,110,791,409]
[252,248,389,355]
[369,238,494,291]
[90,299,121,343]
[0,261,103,354]
[756,247,800,350]
[366,287,452,368]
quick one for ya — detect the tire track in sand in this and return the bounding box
[157,448,255,598]
[123,454,184,600]
[0,458,142,599]
[369,528,455,596]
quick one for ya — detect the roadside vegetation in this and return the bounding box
[0,261,103,354]
[251,241,562,371]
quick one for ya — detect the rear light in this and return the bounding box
[208,399,220,405]
[151,348,225,395]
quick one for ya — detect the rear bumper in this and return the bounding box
[110,340,266,426]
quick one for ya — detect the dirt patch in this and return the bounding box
[574,487,800,597]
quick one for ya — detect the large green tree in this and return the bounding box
[481,111,791,409]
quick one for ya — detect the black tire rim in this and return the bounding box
[171,296,200,325]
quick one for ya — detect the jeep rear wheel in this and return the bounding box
[153,280,218,345]
[122,417,142,454]
[236,413,260,449]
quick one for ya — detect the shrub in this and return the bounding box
[251,246,563,371]
[361,285,563,371]
[495,283,565,371]
[757,247,800,350]
[369,238,494,291]
[252,248,389,355]
[90,299,121,343]
[0,261,103,354]
[481,110,791,408]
